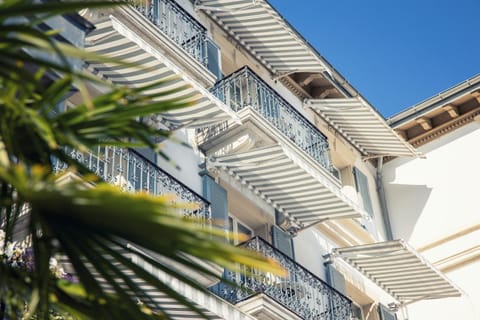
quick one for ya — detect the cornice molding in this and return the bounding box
[407,107,480,148]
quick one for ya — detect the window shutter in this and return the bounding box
[202,176,228,230]
[206,38,222,80]
[326,263,347,296]
[353,167,374,216]
[271,225,294,259]
[378,304,397,320]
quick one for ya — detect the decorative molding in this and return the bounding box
[279,76,310,100]
[417,224,480,253]
[397,130,407,140]
[407,107,480,148]
[416,117,432,130]
[471,90,480,104]
[443,104,459,118]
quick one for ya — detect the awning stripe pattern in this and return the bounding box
[305,98,420,157]
[128,250,254,320]
[195,0,419,157]
[211,144,366,229]
[332,240,462,303]
[195,0,328,74]
[85,15,238,128]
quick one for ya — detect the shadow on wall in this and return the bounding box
[385,183,432,242]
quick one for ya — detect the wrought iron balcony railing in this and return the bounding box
[210,237,352,320]
[54,146,211,221]
[129,0,207,66]
[198,67,336,177]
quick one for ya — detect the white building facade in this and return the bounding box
[383,76,480,320]
[72,0,465,319]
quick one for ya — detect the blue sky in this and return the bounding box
[268,0,480,117]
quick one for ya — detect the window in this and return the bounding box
[271,225,294,259]
[228,215,253,244]
[203,176,228,231]
[351,303,364,320]
[206,38,222,80]
[353,167,374,216]
[378,304,397,320]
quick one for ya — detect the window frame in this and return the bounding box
[228,214,254,245]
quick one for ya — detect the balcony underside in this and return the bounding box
[85,9,238,129]
[202,108,366,233]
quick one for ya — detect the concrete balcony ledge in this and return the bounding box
[236,293,302,320]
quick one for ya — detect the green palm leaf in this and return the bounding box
[0,1,286,319]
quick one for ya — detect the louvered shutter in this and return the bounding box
[378,304,397,320]
[326,263,347,296]
[202,176,228,230]
[271,225,294,259]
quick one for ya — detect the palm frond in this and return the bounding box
[0,1,287,319]
[0,166,285,319]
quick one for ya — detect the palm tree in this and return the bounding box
[0,1,284,319]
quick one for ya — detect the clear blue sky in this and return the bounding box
[269,0,480,118]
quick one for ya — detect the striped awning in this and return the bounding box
[85,15,238,128]
[332,240,462,304]
[210,144,366,231]
[129,249,254,320]
[305,98,420,158]
[195,0,328,75]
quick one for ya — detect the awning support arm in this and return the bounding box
[272,69,300,81]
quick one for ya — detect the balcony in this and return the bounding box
[198,66,336,177]
[197,67,364,233]
[129,0,207,66]
[85,0,236,129]
[210,237,352,320]
[54,146,210,221]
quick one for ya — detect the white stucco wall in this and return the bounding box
[156,128,204,195]
[383,122,480,320]
[293,228,331,279]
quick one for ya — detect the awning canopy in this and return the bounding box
[332,240,462,304]
[130,249,254,320]
[305,98,421,158]
[85,15,238,128]
[209,143,366,232]
[195,0,419,158]
[195,0,328,75]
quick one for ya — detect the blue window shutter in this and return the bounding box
[353,167,374,216]
[202,176,228,230]
[378,304,397,320]
[271,225,294,259]
[326,263,347,296]
[206,38,222,80]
